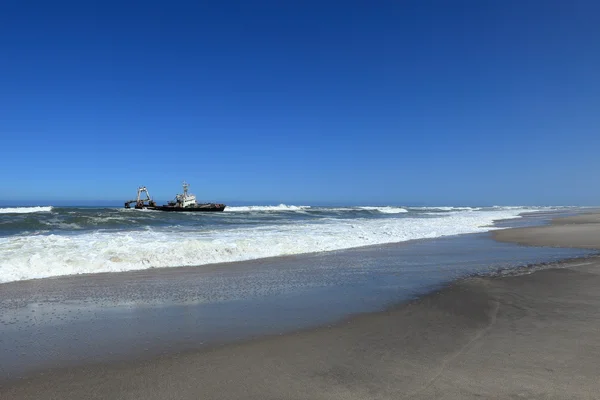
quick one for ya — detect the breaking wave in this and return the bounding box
[0,206,53,214]
[358,206,408,214]
[410,206,481,211]
[225,204,311,212]
[0,208,533,284]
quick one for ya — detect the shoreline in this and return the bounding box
[2,212,600,398]
[0,206,553,286]
[494,211,600,249]
[0,224,535,287]
[3,257,600,399]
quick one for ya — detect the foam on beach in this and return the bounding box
[0,208,534,283]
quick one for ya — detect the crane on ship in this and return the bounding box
[124,186,156,209]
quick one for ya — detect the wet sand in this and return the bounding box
[494,211,600,249]
[3,214,600,399]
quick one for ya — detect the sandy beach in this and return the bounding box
[3,0,598,397]
[2,213,600,399]
[494,212,600,249]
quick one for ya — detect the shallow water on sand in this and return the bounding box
[0,211,593,380]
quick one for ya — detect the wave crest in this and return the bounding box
[410,206,481,212]
[0,206,53,214]
[358,206,408,214]
[225,204,311,212]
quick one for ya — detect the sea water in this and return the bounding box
[0,204,579,283]
[0,205,594,379]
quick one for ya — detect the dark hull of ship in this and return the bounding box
[148,204,226,212]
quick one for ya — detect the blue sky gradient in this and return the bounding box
[1,1,599,205]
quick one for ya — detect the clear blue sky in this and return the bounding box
[0,1,598,205]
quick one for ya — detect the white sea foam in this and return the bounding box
[358,206,408,214]
[0,206,53,214]
[225,204,311,212]
[0,208,535,284]
[410,206,481,211]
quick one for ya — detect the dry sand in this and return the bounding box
[3,214,600,399]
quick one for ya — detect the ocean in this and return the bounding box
[0,204,582,284]
[0,204,595,378]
